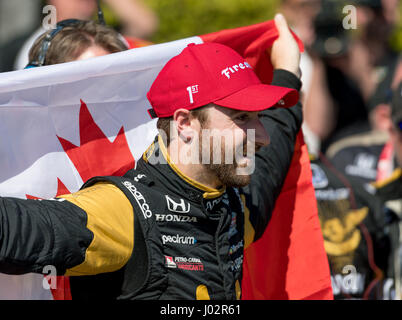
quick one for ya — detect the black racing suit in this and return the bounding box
[325,129,389,186]
[0,70,302,299]
[372,168,402,299]
[311,155,388,299]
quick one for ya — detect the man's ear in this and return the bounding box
[173,108,194,143]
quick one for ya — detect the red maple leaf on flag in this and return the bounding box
[28,99,135,198]
[24,99,137,300]
[57,99,135,183]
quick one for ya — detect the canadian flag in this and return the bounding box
[0,20,332,300]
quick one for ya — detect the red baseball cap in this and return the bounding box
[147,42,299,118]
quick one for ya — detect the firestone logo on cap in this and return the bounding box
[221,61,252,79]
[186,61,252,104]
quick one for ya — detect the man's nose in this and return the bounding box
[254,120,270,148]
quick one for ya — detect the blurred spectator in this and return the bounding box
[307,1,369,149]
[325,125,390,186]
[281,0,368,155]
[299,0,400,154]
[321,57,401,299]
[326,57,402,186]
[371,81,402,299]
[311,153,388,299]
[351,0,399,103]
[9,0,98,71]
[279,0,321,47]
[2,0,157,71]
[27,20,128,67]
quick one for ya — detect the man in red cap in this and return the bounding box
[0,14,303,300]
[146,33,299,189]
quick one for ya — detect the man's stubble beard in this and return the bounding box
[198,129,252,188]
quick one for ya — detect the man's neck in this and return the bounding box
[163,139,221,190]
[170,159,221,190]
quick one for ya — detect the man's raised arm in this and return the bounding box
[240,14,303,242]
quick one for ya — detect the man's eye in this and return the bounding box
[235,114,249,121]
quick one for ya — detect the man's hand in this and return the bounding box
[270,13,301,78]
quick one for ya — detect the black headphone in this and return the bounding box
[26,0,106,68]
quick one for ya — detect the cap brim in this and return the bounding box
[212,84,299,112]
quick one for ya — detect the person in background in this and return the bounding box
[299,0,400,187]
[305,0,369,152]
[331,0,402,182]
[372,81,402,299]
[27,19,128,67]
[349,0,400,105]
[292,0,400,156]
[326,56,402,186]
[12,0,157,70]
[320,56,401,300]
[309,53,401,300]
[311,152,388,299]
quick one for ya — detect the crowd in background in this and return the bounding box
[0,0,401,299]
[282,0,402,299]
